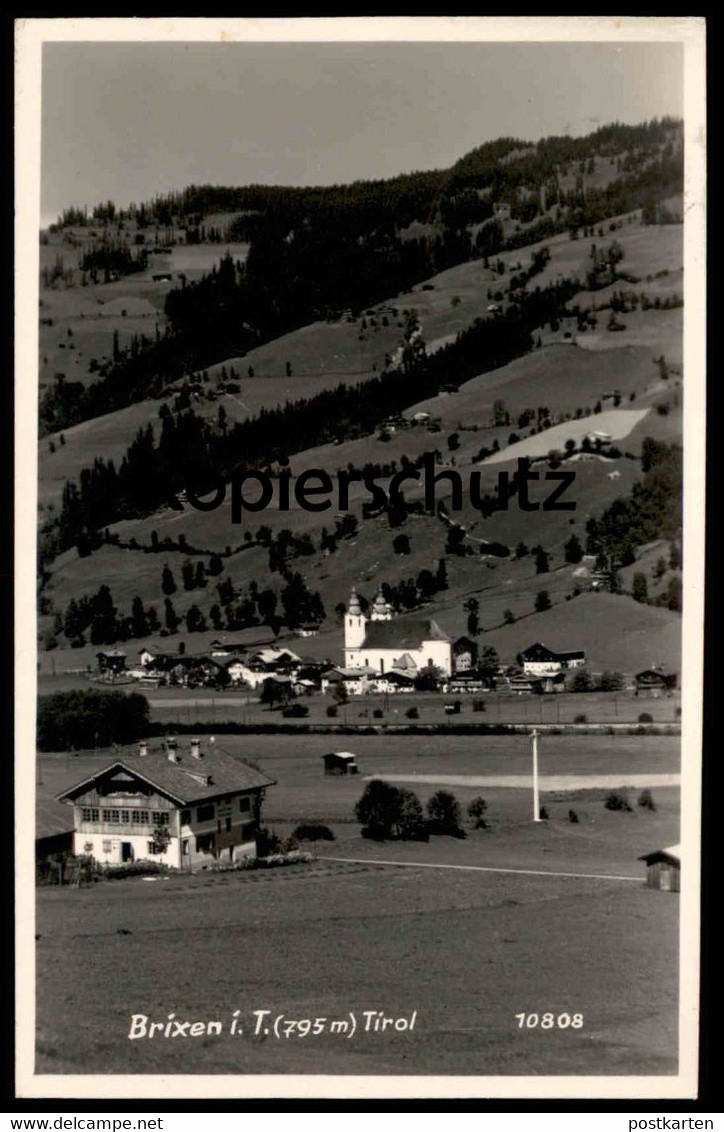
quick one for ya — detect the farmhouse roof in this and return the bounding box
[251,647,301,665]
[386,668,417,683]
[519,642,560,662]
[361,617,450,649]
[558,650,586,661]
[57,748,274,808]
[635,668,676,682]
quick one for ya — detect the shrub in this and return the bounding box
[405,706,419,720]
[100,859,168,880]
[256,827,283,857]
[326,705,338,718]
[568,809,579,823]
[574,713,588,724]
[467,796,488,829]
[398,790,429,841]
[638,712,654,723]
[292,822,335,842]
[426,790,465,837]
[598,671,624,692]
[372,709,384,719]
[282,703,309,718]
[539,806,549,820]
[472,699,486,712]
[604,792,632,812]
[638,789,657,812]
[355,779,427,841]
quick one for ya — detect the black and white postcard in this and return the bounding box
[15,16,707,1101]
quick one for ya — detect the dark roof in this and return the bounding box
[57,748,275,807]
[520,643,559,662]
[453,636,477,651]
[639,844,680,866]
[361,617,450,649]
[558,650,585,661]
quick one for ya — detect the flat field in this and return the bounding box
[36,732,679,1076]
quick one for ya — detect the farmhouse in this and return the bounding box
[96,650,127,674]
[445,672,488,694]
[225,647,303,689]
[452,636,479,673]
[635,668,678,695]
[57,739,275,870]
[518,643,586,676]
[321,666,378,696]
[344,587,452,676]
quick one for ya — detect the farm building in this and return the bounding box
[635,669,678,695]
[322,751,359,776]
[321,666,378,696]
[445,673,488,694]
[57,739,275,870]
[344,587,452,675]
[96,650,127,674]
[640,845,680,892]
[453,636,479,673]
[518,643,586,676]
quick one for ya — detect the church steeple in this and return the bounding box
[371,586,392,621]
[344,586,366,652]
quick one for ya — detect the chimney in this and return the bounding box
[166,737,179,763]
[138,740,148,758]
[190,739,202,760]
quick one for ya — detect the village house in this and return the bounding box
[344,587,452,676]
[444,672,489,694]
[57,738,275,870]
[225,646,303,689]
[321,666,378,697]
[635,668,677,696]
[518,643,586,676]
[452,636,479,673]
[96,649,127,675]
[209,639,247,657]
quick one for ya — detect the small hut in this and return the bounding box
[323,751,359,776]
[640,844,680,892]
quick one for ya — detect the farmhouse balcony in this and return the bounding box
[75,820,173,836]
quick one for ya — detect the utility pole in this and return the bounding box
[531,728,542,822]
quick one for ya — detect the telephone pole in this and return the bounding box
[531,728,542,822]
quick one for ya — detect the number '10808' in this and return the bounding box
[515,1013,583,1029]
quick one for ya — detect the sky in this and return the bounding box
[40,39,683,226]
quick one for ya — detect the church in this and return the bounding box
[344,586,453,676]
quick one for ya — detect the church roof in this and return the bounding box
[361,617,450,649]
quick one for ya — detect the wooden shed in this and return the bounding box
[323,751,359,776]
[640,844,680,892]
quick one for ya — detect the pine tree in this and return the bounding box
[164,598,179,633]
[564,534,583,564]
[131,596,149,638]
[182,560,195,591]
[161,565,176,595]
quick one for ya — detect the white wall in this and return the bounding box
[74,830,180,869]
